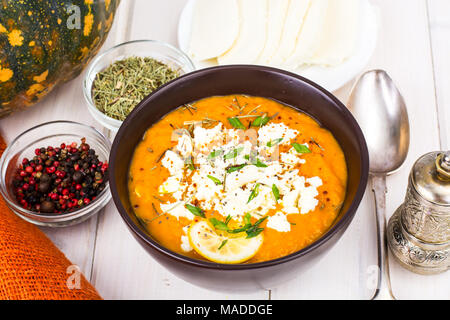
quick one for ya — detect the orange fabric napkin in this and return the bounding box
[0,136,102,300]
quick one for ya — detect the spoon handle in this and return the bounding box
[370,174,396,300]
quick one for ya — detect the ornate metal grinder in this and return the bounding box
[387,151,450,274]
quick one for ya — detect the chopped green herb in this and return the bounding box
[246,227,264,239]
[292,143,312,154]
[272,184,280,201]
[247,183,261,204]
[185,204,205,218]
[218,240,228,250]
[207,175,222,185]
[244,213,252,225]
[209,218,229,231]
[227,213,252,234]
[185,157,195,171]
[224,147,244,160]
[254,158,268,168]
[208,149,223,159]
[227,117,246,130]
[253,216,268,228]
[252,115,270,127]
[225,215,232,225]
[228,224,252,234]
[245,216,268,239]
[267,138,283,147]
[226,164,247,173]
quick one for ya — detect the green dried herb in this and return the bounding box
[92,56,180,121]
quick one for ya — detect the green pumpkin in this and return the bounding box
[0,0,120,118]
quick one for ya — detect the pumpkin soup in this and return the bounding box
[128,95,347,264]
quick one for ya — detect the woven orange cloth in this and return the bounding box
[0,136,102,300]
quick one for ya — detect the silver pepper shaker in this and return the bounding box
[387,151,450,275]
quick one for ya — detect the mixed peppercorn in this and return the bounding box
[12,138,108,214]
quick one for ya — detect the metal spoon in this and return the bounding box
[347,70,410,300]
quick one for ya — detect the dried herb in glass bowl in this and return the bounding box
[92,56,180,121]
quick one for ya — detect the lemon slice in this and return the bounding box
[188,220,263,264]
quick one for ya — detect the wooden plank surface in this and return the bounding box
[0,0,448,300]
[386,0,450,300]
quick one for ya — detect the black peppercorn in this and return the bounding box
[38,181,50,193]
[73,171,84,183]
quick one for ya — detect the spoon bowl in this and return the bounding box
[348,70,410,174]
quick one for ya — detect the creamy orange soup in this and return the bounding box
[128,95,347,263]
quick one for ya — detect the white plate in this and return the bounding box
[178,0,379,93]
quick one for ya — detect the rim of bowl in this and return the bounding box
[110,65,369,270]
[83,39,196,129]
[0,120,112,222]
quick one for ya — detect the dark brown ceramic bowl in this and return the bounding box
[110,65,369,292]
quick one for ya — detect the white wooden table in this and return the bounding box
[1,0,449,300]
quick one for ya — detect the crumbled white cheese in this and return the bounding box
[188,167,223,210]
[180,225,193,252]
[280,148,306,165]
[257,122,299,147]
[225,165,260,192]
[307,176,323,188]
[176,134,193,158]
[157,120,324,228]
[267,212,291,232]
[158,173,184,194]
[282,189,300,214]
[226,129,243,146]
[161,150,185,175]
[297,177,323,214]
[160,202,194,221]
[193,123,225,152]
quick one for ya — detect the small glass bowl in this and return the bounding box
[83,39,196,132]
[0,121,112,227]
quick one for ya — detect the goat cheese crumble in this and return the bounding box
[157,121,323,247]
